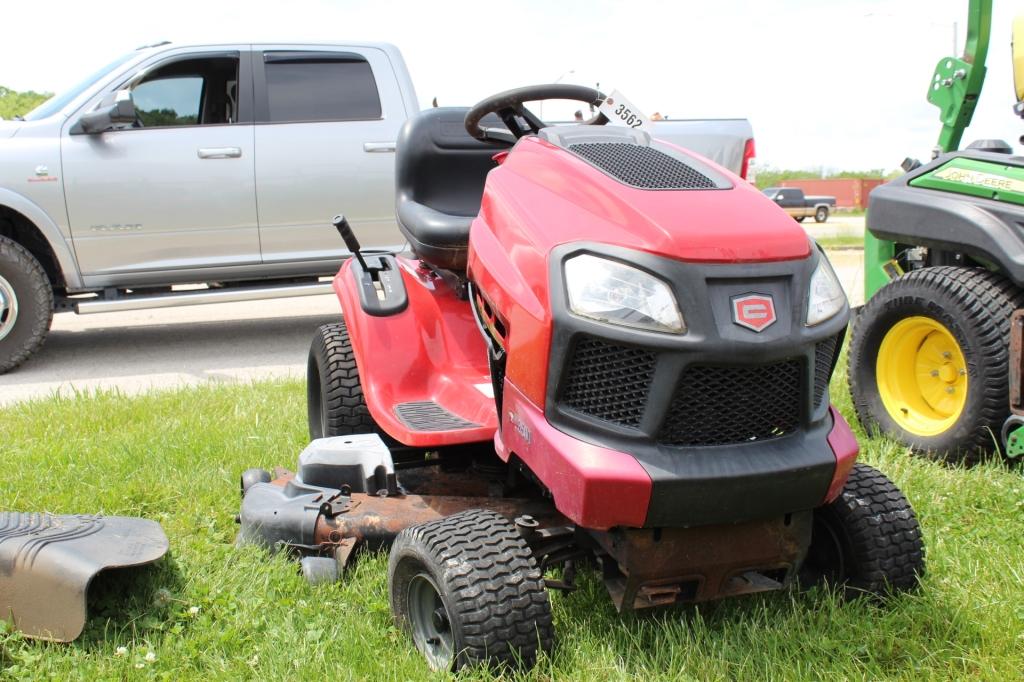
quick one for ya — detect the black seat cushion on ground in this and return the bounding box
[395,107,505,271]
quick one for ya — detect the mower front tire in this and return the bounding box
[307,321,394,443]
[388,509,554,671]
[848,266,1024,463]
[804,463,924,596]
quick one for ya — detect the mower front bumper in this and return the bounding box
[497,379,857,529]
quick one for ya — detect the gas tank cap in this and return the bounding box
[966,138,1013,154]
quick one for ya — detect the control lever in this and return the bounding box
[901,157,922,173]
[332,214,371,272]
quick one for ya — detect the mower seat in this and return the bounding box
[395,107,501,271]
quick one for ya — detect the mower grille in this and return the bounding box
[813,335,839,408]
[561,337,656,427]
[568,142,716,190]
[658,360,802,446]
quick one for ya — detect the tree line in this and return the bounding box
[753,166,901,190]
[0,86,52,120]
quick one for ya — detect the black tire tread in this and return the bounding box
[827,463,925,594]
[0,235,53,374]
[848,266,1024,463]
[389,509,554,669]
[307,321,381,439]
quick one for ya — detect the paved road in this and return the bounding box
[803,214,865,240]
[0,235,866,406]
[0,296,342,405]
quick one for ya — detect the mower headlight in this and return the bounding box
[806,256,846,326]
[564,254,685,334]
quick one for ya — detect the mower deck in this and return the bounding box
[239,437,813,611]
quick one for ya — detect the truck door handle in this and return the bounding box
[363,142,396,153]
[197,147,242,159]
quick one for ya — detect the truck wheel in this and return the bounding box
[307,321,396,443]
[794,216,806,223]
[848,266,1024,463]
[388,509,554,671]
[814,206,829,223]
[803,463,924,596]
[0,236,53,374]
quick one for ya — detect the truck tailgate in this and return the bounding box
[650,118,753,177]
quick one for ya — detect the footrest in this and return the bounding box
[394,401,480,432]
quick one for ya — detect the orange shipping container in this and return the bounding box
[778,178,885,209]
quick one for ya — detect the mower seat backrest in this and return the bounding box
[395,107,501,271]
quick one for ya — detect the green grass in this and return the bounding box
[2,366,1023,681]
[815,235,865,249]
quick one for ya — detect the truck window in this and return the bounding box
[130,55,239,127]
[263,52,382,123]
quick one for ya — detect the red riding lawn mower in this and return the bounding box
[239,85,925,671]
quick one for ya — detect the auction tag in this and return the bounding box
[598,90,653,132]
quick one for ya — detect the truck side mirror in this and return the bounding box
[75,90,136,134]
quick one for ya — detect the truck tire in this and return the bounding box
[389,509,554,671]
[803,463,924,596]
[0,236,53,374]
[307,321,397,444]
[848,266,1024,463]
[814,206,829,223]
[794,216,806,223]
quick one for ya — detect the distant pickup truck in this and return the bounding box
[0,40,756,373]
[762,187,836,223]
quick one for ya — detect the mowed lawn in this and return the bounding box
[1,359,1022,681]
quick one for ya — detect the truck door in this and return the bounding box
[774,189,801,216]
[61,50,260,281]
[252,47,406,266]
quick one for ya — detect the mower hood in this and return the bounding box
[482,134,810,264]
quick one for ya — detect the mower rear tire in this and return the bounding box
[388,509,553,671]
[848,266,1024,463]
[814,206,829,223]
[307,321,395,444]
[804,463,924,596]
[0,236,53,374]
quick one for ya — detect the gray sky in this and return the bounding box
[2,0,1021,171]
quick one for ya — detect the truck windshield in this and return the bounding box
[22,52,137,121]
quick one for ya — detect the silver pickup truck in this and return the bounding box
[0,40,755,373]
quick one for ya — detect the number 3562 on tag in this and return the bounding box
[598,90,653,132]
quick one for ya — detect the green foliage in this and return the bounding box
[0,86,52,120]
[755,166,901,189]
[138,108,198,127]
[1,370,1022,680]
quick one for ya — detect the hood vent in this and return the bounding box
[568,142,716,190]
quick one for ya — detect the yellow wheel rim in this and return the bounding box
[876,316,968,436]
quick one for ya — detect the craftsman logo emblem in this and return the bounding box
[508,410,532,444]
[731,293,777,332]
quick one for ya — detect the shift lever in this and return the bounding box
[332,214,370,272]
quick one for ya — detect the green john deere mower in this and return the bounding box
[849,0,1024,463]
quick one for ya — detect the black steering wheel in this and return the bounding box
[464,84,607,144]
